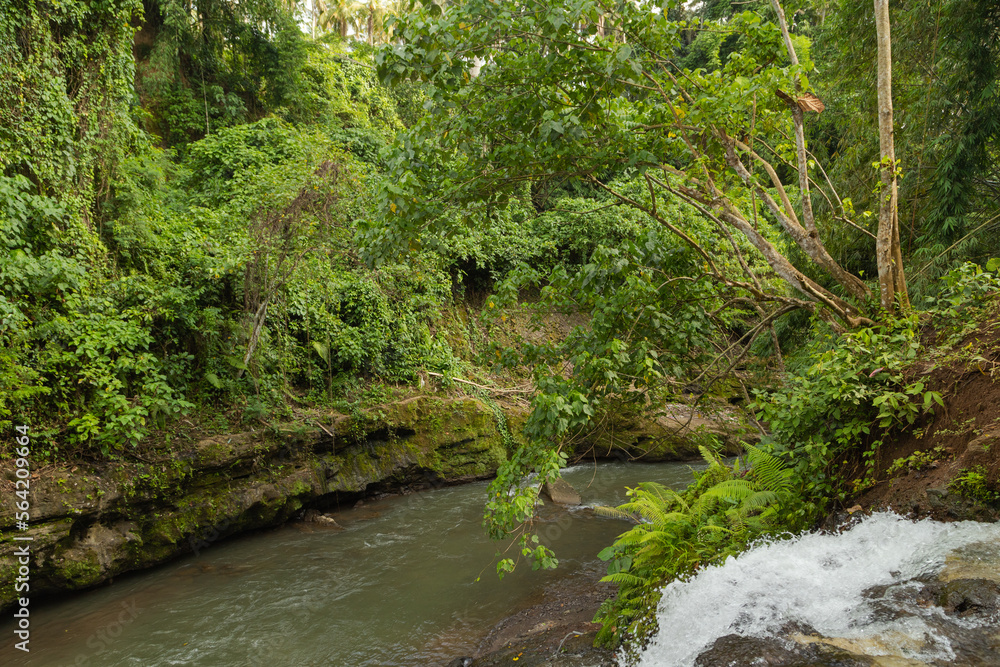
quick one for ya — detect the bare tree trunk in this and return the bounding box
[874,0,910,311]
[238,301,269,378]
[723,136,871,302]
[768,0,871,303]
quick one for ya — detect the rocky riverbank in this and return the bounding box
[458,557,616,667]
[1,395,515,610]
[0,393,752,612]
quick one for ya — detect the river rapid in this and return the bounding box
[1,461,699,666]
[633,512,1000,667]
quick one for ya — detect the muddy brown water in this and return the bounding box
[0,461,701,666]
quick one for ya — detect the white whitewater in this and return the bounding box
[633,512,1000,666]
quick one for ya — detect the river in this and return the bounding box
[2,461,701,666]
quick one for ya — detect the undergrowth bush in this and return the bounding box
[752,314,943,514]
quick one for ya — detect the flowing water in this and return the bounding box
[634,512,1000,667]
[2,461,700,667]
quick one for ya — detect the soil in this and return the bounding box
[843,315,1000,522]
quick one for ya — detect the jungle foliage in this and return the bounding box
[0,1,442,449]
[0,0,644,452]
[2,0,1000,654]
[370,0,1000,645]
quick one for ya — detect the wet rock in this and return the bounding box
[469,560,615,667]
[543,478,582,506]
[818,507,869,534]
[939,540,1000,583]
[694,634,875,667]
[301,509,342,528]
[445,658,473,667]
[936,578,1000,617]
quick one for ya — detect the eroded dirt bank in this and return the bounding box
[842,317,1000,523]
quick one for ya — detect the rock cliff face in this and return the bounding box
[0,394,752,611]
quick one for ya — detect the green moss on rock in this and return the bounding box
[52,551,103,589]
[0,394,530,613]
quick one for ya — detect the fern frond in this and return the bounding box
[601,572,646,587]
[699,444,724,469]
[594,505,639,522]
[614,529,656,548]
[635,481,687,510]
[701,479,759,503]
[744,444,792,494]
[739,490,779,512]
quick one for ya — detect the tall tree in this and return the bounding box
[873,0,909,310]
[375,0,913,326]
[821,0,1000,284]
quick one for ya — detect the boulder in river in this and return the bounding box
[694,633,876,666]
[934,578,1000,617]
[542,478,582,505]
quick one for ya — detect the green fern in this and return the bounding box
[593,443,798,648]
[744,444,793,494]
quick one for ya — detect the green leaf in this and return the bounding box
[312,341,331,365]
[225,355,247,371]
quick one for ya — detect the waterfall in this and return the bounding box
[632,512,1000,666]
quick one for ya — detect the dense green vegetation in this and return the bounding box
[2,0,999,652]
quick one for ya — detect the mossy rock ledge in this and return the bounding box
[570,402,758,462]
[0,396,521,611]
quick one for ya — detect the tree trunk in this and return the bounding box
[767,0,871,303]
[874,0,910,311]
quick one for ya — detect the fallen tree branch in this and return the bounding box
[426,371,534,394]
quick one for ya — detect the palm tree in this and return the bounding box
[314,0,414,43]
[317,0,362,38]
